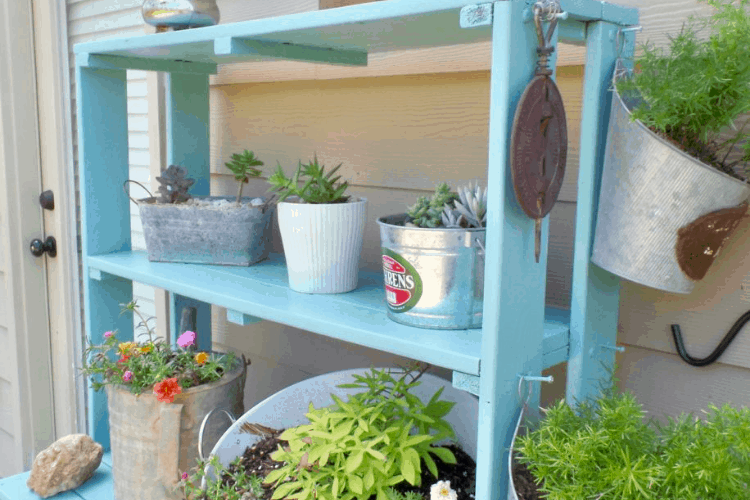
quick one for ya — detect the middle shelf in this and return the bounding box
[87,251,571,375]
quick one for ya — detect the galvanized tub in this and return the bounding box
[377,214,485,329]
[106,357,246,500]
[137,196,275,266]
[591,90,750,294]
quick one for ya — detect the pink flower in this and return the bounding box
[181,472,188,481]
[177,330,196,348]
[103,331,114,339]
[123,371,133,382]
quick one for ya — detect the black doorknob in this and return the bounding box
[30,236,57,258]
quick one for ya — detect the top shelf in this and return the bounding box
[73,0,637,72]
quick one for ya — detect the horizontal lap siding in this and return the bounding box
[67,2,156,331]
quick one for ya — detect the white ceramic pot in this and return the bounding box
[277,197,367,293]
[206,367,478,480]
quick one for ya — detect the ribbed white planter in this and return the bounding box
[277,197,367,293]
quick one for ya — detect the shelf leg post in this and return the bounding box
[476,2,556,498]
[170,293,212,352]
[75,62,134,449]
[164,72,213,351]
[566,20,635,406]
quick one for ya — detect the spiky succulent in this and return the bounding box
[407,183,458,228]
[454,182,487,228]
[155,165,194,204]
[268,155,349,204]
[224,149,264,204]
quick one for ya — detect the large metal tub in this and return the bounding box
[377,214,485,329]
[591,90,750,294]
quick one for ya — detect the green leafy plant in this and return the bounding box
[267,155,350,204]
[180,455,265,500]
[516,386,750,500]
[616,0,750,180]
[264,365,457,500]
[224,149,265,204]
[81,301,238,401]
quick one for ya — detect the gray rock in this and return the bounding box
[27,434,103,498]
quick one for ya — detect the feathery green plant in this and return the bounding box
[224,150,265,204]
[617,0,750,180]
[516,386,750,500]
[267,155,349,204]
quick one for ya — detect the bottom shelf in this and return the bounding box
[0,453,113,500]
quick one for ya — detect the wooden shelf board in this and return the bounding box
[87,251,570,376]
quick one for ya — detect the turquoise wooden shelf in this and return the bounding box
[87,251,571,375]
[62,1,642,499]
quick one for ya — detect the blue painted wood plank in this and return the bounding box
[72,0,637,65]
[0,472,84,500]
[566,18,635,406]
[76,53,217,74]
[475,1,555,498]
[76,64,135,450]
[87,252,483,374]
[170,293,212,353]
[214,38,368,66]
[226,309,263,326]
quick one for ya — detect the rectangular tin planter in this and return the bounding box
[137,196,275,266]
[377,214,485,330]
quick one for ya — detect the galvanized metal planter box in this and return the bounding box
[592,91,750,294]
[106,358,246,500]
[138,196,275,266]
[378,214,485,330]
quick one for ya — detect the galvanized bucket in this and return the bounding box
[377,214,485,329]
[133,191,275,266]
[106,357,246,500]
[591,90,750,294]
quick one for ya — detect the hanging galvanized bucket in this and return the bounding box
[106,357,246,500]
[591,90,750,294]
[377,215,485,329]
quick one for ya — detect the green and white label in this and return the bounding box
[381,248,423,313]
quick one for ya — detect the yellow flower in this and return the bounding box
[118,342,138,355]
[139,344,153,354]
[194,352,209,365]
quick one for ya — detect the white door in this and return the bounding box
[0,0,83,476]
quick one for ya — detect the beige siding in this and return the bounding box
[67,2,157,331]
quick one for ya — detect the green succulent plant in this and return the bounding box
[267,155,350,204]
[406,183,458,228]
[224,149,265,204]
[408,182,486,229]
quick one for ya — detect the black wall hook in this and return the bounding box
[670,309,750,367]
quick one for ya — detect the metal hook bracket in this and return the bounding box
[671,310,750,367]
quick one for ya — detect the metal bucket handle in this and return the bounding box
[198,408,237,461]
[123,179,154,206]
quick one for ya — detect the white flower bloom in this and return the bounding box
[431,480,457,500]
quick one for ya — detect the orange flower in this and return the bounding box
[118,342,138,355]
[153,378,182,403]
[139,344,153,354]
[194,352,208,365]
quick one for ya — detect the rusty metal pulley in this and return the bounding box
[510,1,568,263]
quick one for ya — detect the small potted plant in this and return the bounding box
[181,365,479,500]
[592,0,750,294]
[512,384,750,500]
[131,149,276,266]
[80,301,247,500]
[378,182,486,330]
[267,155,367,293]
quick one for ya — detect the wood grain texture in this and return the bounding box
[619,214,750,371]
[210,68,583,203]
